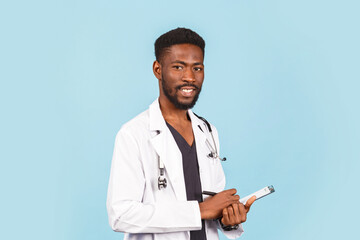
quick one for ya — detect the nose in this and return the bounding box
[182,67,195,82]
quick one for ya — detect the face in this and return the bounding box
[154,44,204,110]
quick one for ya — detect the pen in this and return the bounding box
[202,191,217,196]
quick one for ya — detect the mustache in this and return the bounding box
[176,84,199,90]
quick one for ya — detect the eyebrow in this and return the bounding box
[171,60,204,66]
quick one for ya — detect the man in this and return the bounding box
[107,28,255,240]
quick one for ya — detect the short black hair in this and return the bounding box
[154,27,205,62]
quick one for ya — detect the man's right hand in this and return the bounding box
[199,189,240,220]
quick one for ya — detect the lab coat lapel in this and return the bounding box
[188,110,212,193]
[148,99,187,201]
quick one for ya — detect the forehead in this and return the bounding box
[162,44,204,63]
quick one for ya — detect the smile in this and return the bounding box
[182,88,193,93]
[179,87,196,97]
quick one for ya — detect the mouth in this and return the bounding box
[179,87,196,97]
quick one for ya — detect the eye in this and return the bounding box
[173,65,183,70]
[194,67,203,72]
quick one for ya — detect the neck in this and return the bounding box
[158,96,190,123]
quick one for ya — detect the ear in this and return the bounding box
[152,60,161,80]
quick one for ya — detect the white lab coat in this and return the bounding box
[107,99,244,240]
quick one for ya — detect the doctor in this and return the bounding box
[107,28,256,240]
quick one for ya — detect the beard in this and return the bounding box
[161,74,202,110]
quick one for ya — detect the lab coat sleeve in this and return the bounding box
[106,128,202,233]
[211,125,245,239]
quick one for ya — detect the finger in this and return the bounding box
[245,195,256,212]
[226,205,235,225]
[231,203,241,224]
[222,188,237,195]
[222,207,229,225]
[232,194,240,201]
[227,205,235,218]
[224,193,239,206]
[238,203,247,223]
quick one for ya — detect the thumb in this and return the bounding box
[245,195,256,211]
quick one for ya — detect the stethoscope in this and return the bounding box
[158,114,226,190]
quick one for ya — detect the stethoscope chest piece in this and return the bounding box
[158,153,167,189]
[158,175,167,190]
[208,152,227,161]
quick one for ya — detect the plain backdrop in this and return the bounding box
[1,0,359,239]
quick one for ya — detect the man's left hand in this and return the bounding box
[221,195,256,226]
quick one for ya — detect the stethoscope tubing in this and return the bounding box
[157,114,226,189]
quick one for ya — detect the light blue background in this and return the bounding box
[1,0,359,239]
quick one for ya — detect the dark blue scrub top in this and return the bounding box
[166,122,207,240]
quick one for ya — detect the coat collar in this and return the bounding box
[149,99,166,133]
[149,98,208,136]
